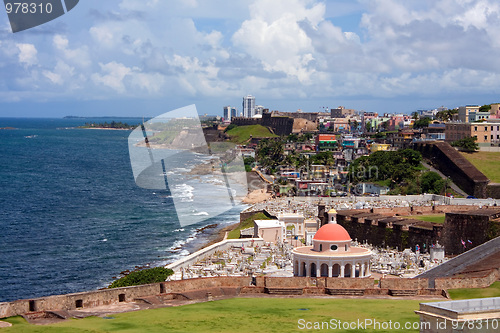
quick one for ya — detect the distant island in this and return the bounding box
[79,121,139,130]
[64,116,148,119]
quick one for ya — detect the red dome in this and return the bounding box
[313,223,351,241]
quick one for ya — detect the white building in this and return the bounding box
[292,210,372,277]
[253,220,285,243]
[354,183,390,195]
[255,105,264,116]
[243,95,256,118]
[416,297,500,333]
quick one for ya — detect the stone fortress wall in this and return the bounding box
[231,111,294,136]
[2,271,499,319]
[334,205,500,255]
[413,141,499,198]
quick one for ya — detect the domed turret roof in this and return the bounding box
[328,208,337,214]
[313,223,351,242]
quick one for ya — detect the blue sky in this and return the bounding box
[1,0,500,118]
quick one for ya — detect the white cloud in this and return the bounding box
[16,44,38,67]
[5,0,500,112]
[233,0,326,82]
[92,61,132,93]
[52,35,91,67]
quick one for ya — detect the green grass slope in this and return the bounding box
[461,151,500,183]
[226,125,277,143]
[4,298,424,333]
[448,281,500,300]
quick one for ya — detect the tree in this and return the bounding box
[256,138,284,169]
[421,171,445,194]
[224,124,237,132]
[411,111,419,121]
[436,108,458,122]
[451,136,479,152]
[479,104,492,113]
[413,117,431,129]
[351,120,359,132]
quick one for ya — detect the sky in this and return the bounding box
[1,0,500,118]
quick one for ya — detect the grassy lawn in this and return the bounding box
[461,151,500,183]
[227,212,271,239]
[3,298,424,333]
[226,125,277,144]
[448,281,500,300]
[402,214,446,224]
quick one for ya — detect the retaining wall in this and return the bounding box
[2,273,497,319]
[434,269,499,290]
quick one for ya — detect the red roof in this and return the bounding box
[313,223,351,242]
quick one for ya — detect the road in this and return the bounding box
[421,161,468,197]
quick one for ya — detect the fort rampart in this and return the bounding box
[231,112,294,136]
[413,141,495,198]
[2,271,498,319]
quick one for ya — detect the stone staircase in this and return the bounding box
[134,296,165,305]
[389,289,418,297]
[326,289,365,296]
[265,288,303,295]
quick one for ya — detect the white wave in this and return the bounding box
[172,183,194,202]
[192,211,209,216]
[170,239,186,250]
[173,228,185,232]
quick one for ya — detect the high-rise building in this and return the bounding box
[223,106,231,121]
[254,105,264,116]
[223,106,238,121]
[243,95,256,118]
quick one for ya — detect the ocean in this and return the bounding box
[0,118,246,303]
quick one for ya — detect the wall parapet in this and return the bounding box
[166,238,265,272]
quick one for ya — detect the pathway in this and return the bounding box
[421,161,468,197]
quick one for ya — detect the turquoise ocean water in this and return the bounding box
[0,118,245,302]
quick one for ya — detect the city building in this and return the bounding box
[254,105,264,116]
[458,105,479,122]
[354,183,390,196]
[341,136,360,149]
[370,143,390,152]
[490,103,500,119]
[315,134,338,151]
[421,123,446,141]
[253,219,285,243]
[445,122,500,146]
[223,106,238,121]
[243,95,256,118]
[331,106,356,118]
[331,118,349,132]
[468,111,490,123]
[292,210,372,277]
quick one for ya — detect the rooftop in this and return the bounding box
[313,223,351,242]
[421,297,500,314]
[293,245,371,257]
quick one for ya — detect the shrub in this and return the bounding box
[109,267,174,288]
